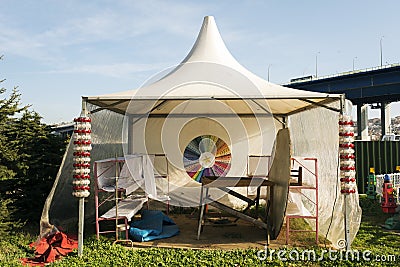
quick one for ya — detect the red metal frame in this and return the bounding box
[94,158,129,239]
[94,155,170,239]
[286,157,318,245]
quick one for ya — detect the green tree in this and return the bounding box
[9,110,67,221]
[0,56,29,234]
[0,89,27,181]
[0,56,67,233]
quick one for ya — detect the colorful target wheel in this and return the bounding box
[183,135,231,182]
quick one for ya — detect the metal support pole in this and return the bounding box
[315,52,320,78]
[380,36,384,67]
[340,94,351,250]
[115,158,119,241]
[78,198,85,256]
[197,185,205,240]
[81,98,88,116]
[344,194,350,250]
[78,97,89,256]
[127,115,133,155]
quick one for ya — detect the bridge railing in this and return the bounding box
[285,63,400,85]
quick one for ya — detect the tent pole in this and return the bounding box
[250,99,286,127]
[78,198,85,256]
[340,94,351,251]
[300,99,341,113]
[81,97,88,116]
[127,115,133,155]
[344,194,350,250]
[78,98,88,257]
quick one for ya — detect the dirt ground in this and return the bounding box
[127,212,294,250]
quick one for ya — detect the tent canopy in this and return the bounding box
[84,16,342,117]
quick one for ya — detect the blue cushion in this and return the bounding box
[131,211,163,236]
[129,210,179,242]
[141,210,176,225]
[140,225,180,242]
[129,228,152,242]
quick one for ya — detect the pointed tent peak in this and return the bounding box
[181,16,243,69]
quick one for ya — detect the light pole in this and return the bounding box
[267,64,271,82]
[380,36,384,67]
[353,57,357,71]
[315,52,320,78]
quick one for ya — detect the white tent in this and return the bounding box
[42,16,361,247]
[86,16,340,118]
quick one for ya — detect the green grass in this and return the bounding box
[352,195,400,256]
[52,241,264,267]
[0,232,36,267]
[2,197,400,266]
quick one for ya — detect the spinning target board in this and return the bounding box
[183,135,231,182]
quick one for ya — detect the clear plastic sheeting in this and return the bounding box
[40,104,125,237]
[289,102,362,248]
[286,191,312,217]
[39,100,363,247]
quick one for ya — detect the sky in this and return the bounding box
[1,0,399,124]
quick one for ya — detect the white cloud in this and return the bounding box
[0,0,209,72]
[0,21,53,62]
[45,62,170,78]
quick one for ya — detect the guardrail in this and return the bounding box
[284,63,400,86]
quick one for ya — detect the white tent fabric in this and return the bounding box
[85,16,340,117]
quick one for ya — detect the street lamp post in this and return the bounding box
[315,52,320,78]
[267,64,271,82]
[380,36,384,67]
[353,57,357,71]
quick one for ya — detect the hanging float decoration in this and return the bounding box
[183,135,231,182]
[339,115,357,194]
[72,116,92,198]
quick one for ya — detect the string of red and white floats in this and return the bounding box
[72,116,92,198]
[339,114,357,194]
[71,114,356,197]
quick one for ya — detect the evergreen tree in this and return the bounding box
[0,56,67,232]
[0,55,29,234]
[9,110,67,221]
[0,88,27,181]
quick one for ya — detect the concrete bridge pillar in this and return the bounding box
[381,102,391,136]
[357,104,369,140]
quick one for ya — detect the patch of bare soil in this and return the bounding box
[128,213,295,250]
